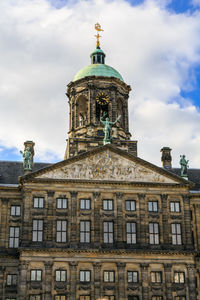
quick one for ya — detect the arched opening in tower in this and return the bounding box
[117,98,125,129]
[96,103,109,122]
[76,96,88,128]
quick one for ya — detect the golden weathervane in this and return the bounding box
[95,22,104,48]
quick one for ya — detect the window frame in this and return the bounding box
[9,226,19,248]
[54,296,66,300]
[56,198,68,209]
[80,220,91,243]
[152,297,163,300]
[80,199,91,210]
[55,269,67,282]
[126,222,137,244]
[149,223,159,244]
[29,296,42,300]
[79,296,91,300]
[125,200,136,211]
[103,199,114,211]
[30,269,42,282]
[33,197,44,209]
[103,270,115,283]
[170,202,181,212]
[127,271,138,283]
[103,297,115,300]
[10,205,21,217]
[174,271,185,283]
[171,223,182,245]
[32,219,43,242]
[103,221,114,244]
[56,220,67,243]
[6,274,17,286]
[150,271,162,283]
[148,201,158,212]
[79,270,91,282]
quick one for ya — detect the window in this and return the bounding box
[29,296,41,300]
[55,270,66,282]
[56,220,67,243]
[80,221,90,243]
[80,199,90,210]
[104,297,115,300]
[171,223,182,245]
[55,296,66,300]
[103,271,115,282]
[128,297,139,300]
[175,297,186,300]
[125,200,136,211]
[149,223,159,244]
[103,200,113,210]
[148,201,158,212]
[170,202,180,212]
[33,197,44,208]
[10,205,21,216]
[174,272,185,283]
[152,297,163,300]
[127,271,138,283]
[9,226,19,248]
[32,220,43,242]
[6,299,16,300]
[80,270,91,282]
[126,223,137,244]
[151,272,162,283]
[57,198,68,209]
[80,296,90,300]
[103,222,114,243]
[31,270,42,281]
[6,274,17,285]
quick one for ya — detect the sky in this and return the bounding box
[0,0,200,168]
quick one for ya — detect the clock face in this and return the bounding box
[96,92,109,106]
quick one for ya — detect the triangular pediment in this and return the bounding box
[26,145,188,185]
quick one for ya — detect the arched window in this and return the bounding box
[117,98,125,129]
[76,96,87,128]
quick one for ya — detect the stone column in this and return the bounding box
[0,198,8,247]
[186,264,197,300]
[164,263,172,300]
[116,193,124,247]
[44,261,53,300]
[183,195,193,248]
[117,262,126,300]
[70,192,78,248]
[21,188,32,247]
[18,261,28,300]
[69,262,78,300]
[140,263,149,300]
[46,191,55,247]
[0,266,5,299]
[138,194,146,245]
[93,192,101,248]
[161,194,169,245]
[93,262,102,299]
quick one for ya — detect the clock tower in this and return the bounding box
[65,24,137,159]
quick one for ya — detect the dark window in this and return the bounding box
[55,270,66,282]
[103,271,115,282]
[104,297,115,300]
[32,220,43,242]
[29,296,42,300]
[56,220,67,243]
[9,227,19,248]
[80,296,90,300]
[97,55,101,63]
[149,223,159,244]
[151,272,162,283]
[126,223,137,244]
[80,199,91,210]
[127,271,138,283]
[57,198,68,209]
[170,202,180,212]
[80,270,91,282]
[33,197,44,208]
[80,221,90,243]
[152,297,163,300]
[174,272,185,283]
[128,297,139,300]
[54,296,66,300]
[148,201,158,212]
[6,274,17,285]
[103,200,113,210]
[10,205,21,216]
[125,200,136,211]
[30,270,42,281]
[103,221,114,243]
[171,223,182,245]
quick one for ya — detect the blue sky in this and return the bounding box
[0,0,200,167]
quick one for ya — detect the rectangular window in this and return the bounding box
[104,297,115,300]
[103,221,114,243]
[30,270,42,281]
[175,297,186,300]
[103,271,115,282]
[103,200,113,210]
[56,198,68,209]
[54,296,66,300]
[56,220,67,243]
[29,296,42,300]
[9,226,19,248]
[151,272,162,283]
[80,296,90,300]
[170,202,180,212]
[6,274,17,285]
[33,197,44,208]
[10,205,21,216]
[128,297,139,300]
[80,270,91,282]
[125,200,136,211]
[80,221,90,243]
[149,223,159,244]
[174,272,185,283]
[126,223,137,244]
[152,297,163,300]
[32,220,43,242]
[55,270,66,282]
[148,201,158,212]
[80,199,91,210]
[171,223,182,245]
[6,299,16,300]
[127,271,138,283]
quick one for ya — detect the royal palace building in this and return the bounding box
[0,25,200,300]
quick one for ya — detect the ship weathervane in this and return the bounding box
[94,22,104,48]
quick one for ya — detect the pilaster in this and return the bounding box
[93,192,101,247]
[70,191,78,248]
[69,262,78,300]
[117,262,126,300]
[140,263,149,300]
[44,261,53,300]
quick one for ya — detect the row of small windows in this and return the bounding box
[9,200,181,216]
[5,270,185,285]
[9,222,182,247]
[7,297,187,300]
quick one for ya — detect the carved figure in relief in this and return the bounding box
[100,112,121,144]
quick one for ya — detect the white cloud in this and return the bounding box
[0,0,200,167]
[192,0,200,7]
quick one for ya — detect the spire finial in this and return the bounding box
[94,23,104,48]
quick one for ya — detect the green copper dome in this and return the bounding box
[73,46,124,82]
